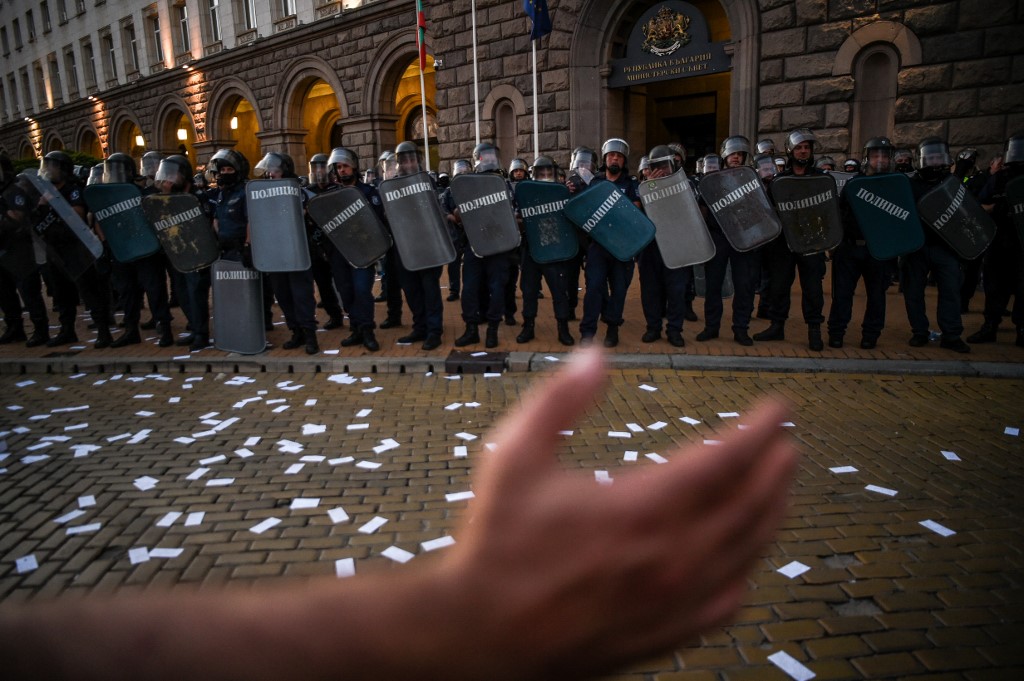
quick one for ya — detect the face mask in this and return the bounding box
[218,172,239,187]
[607,164,622,175]
[337,172,356,184]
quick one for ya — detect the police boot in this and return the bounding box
[379,316,402,329]
[361,326,380,352]
[828,334,844,349]
[516,318,535,344]
[283,328,304,350]
[140,317,157,331]
[557,320,575,346]
[0,321,26,345]
[486,322,500,349]
[94,324,114,349]
[808,324,824,352]
[304,328,319,355]
[684,301,699,323]
[603,324,619,348]
[189,334,210,351]
[753,321,785,342]
[323,316,344,330]
[111,327,141,348]
[455,324,480,347]
[26,318,49,348]
[158,323,174,348]
[966,324,998,344]
[340,328,364,347]
[47,324,78,347]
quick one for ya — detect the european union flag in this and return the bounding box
[524,0,552,40]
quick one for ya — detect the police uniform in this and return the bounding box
[0,179,50,346]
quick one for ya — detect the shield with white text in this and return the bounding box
[697,166,781,252]
[563,181,655,262]
[246,178,311,272]
[450,174,521,257]
[307,187,392,268]
[639,169,715,268]
[379,171,456,270]
[917,174,995,260]
[85,183,160,263]
[843,174,923,260]
[514,180,578,264]
[769,175,843,254]
[141,193,220,273]
[212,258,266,355]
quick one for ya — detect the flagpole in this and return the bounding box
[419,65,430,173]
[532,38,539,162]
[471,0,480,146]
[415,0,430,172]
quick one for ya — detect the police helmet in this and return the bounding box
[155,154,193,189]
[380,151,398,180]
[601,138,630,163]
[254,152,287,179]
[102,153,138,184]
[193,172,208,190]
[647,145,677,176]
[754,152,778,179]
[472,142,500,173]
[140,151,163,178]
[786,129,817,153]
[814,156,836,171]
[893,148,915,172]
[308,152,330,185]
[774,157,787,173]
[1005,134,1024,166]
[918,137,952,168]
[954,147,978,179]
[509,158,529,177]
[756,139,777,156]
[437,172,451,189]
[73,165,91,183]
[843,158,860,172]
[395,141,423,176]
[326,148,357,173]
[638,156,650,174]
[209,148,250,179]
[571,146,598,173]
[720,135,751,164]
[668,143,687,164]
[40,150,74,184]
[530,155,556,181]
[86,165,105,186]
[702,154,723,174]
[863,136,897,169]
[452,159,473,176]
[695,157,704,175]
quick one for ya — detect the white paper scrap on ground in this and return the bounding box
[244,436,261,446]
[355,461,381,470]
[358,516,388,534]
[328,456,354,465]
[71,444,101,458]
[594,470,613,486]
[1005,427,1019,436]
[16,554,38,573]
[445,402,463,411]
[920,519,956,537]
[356,409,372,418]
[290,498,320,510]
[328,507,350,524]
[53,509,86,524]
[767,650,816,681]
[299,455,325,463]
[778,561,812,579]
[185,512,205,527]
[173,437,195,445]
[65,423,88,431]
[781,421,796,427]
[284,463,305,475]
[624,450,638,462]
[305,399,317,406]
[382,546,415,563]
[453,445,468,458]
[421,536,456,552]
[830,466,858,474]
[680,416,701,425]
[272,405,290,413]
[128,547,150,565]
[136,411,155,417]
[483,373,502,378]
[647,421,668,430]
[302,424,327,436]
[148,548,184,559]
[134,476,159,491]
[186,468,210,481]
[608,431,631,438]
[545,355,560,362]
[454,432,477,441]
[346,423,369,431]
[156,511,182,527]
[335,557,355,578]
[558,430,574,436]
[78,495,96,508]
[639,384,657,392]
[249,518,281,534]
[704,439,722,446]
[206,478,235,487]
[373,438,400,453]
[645,453,668,464]
[234,448,254,459]
[199,455,226,465]
[362,386,383,393]
[470,351,487,357]
[940,450,961,461]
[446,491,475,502]
[718,412,739,418]
[444,375,461,380]
[626,423,644,433]
[865,484,897,496]
[21,454,50,465]
[66,523,101,535]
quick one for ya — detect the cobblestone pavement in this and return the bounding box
[1,367,1021,679]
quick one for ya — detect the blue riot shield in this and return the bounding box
[85,183,160,263]
[563,181,655,262]
[844,174,923,260]
[513,180,578,264]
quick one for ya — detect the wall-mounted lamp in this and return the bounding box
[230,116,238,130]
[135,134,145,147]
[177,127,187,141]
[434,57,444,70]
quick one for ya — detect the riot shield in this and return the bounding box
[450,174,521,257]
[306,187,392,268]
[1007,175,1024,250]
[693,262,733,299]
[513,180,578,264]
[19,170,103,259]
[141,193,220,273]
[379,171,456,271]
[697,167,781,252]
[843,174,923,260]
[769,175,843,255]
[246,178,311,272]
[84,183,160,263]
[828,171,855,195]
[563,181,656,262]
[212,258,266,354]
[916,175,995,260]
[638,169,715,268]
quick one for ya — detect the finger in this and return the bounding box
[479,347,608,491]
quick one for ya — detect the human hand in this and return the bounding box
[442,348,798,679]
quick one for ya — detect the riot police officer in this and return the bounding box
[304,153,345,332]
[576,138,640,348]
[508,159,529,183]
[443,159,472,302]
[753,128,828,351]
[903,137,969,352]
[376,150,405,328]
[893,149,915,174]
[321,147,381,352]
[638,145,691,347]
[0,154,50,347]
[826,136,894,349]
[563,146,600,319]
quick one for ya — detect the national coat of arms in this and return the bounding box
[641,6,691,56]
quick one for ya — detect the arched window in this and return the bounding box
[495,100,516,169]
[851,43,899,155]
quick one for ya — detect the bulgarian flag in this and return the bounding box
[417,0,428,70]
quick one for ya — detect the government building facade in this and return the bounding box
[1,0,1022,175]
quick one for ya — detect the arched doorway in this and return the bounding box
[162,109,196,161]
[224,96,261,165]
[77,126,103,158]
[284,77,343,166]
[394,56,438,169]
[110,114,146,160]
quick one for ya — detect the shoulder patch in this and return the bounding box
[371,196,380,205]
[70,190,81,201]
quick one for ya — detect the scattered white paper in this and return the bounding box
[244,436,261,447]
[626,423,644,433]
[355,461,381,470]
[647,421,668,430]
[470,351,488,357]
[71,444,101,458]
[1005,427,1019,437]
[446,491,475,502]
[920,519,956,537]
[638,384,657,392]
[78,495,96,508]
[445,402,463,411]
[249,518,282,534]
[302,424,327,436]
[557,430,574,436]
[53,509,86,524]
[134,394,154,400]
[864,484,897,497]
[767,650,816,681]
[66,523,101,535]
[940,450,961,461]
[830,466,858,474]
[16,554,39,573]
[358,516,388,534]
[718,412,739,418]
[135,411,155,417]
[234,448,254,459]
[355,409,372,418]
[328,456,354,465]
[778,561,812,579]
[290,497,321,510]
[199,455,226,465]
[645,453,668,464]
[173,437,195,445]
[21,455,50,464]
[156,511,183,527]
[148,548,184,559]
[304,399,317,406]
[382,546,415,563]
[299,455,325,463]
[373,438,401,453]
[328,507,350,524]
[594,470,613,486]
[544,355,560,362]
[608,431,631,438]
[454,432,477,442]
[129,547,150,564]
[335,557,356,578]
[780,421,796,428]
[362,386,383,393]
[284,463,305,475]
[186,468,210,481]
[624,450,638,462]
[134,476,159,491]
[453,445,468,458]
[483,372,502,378]
[206,478,235,487]
[64,423,88,431]
[421,536,456,552]
[185,512,205,527]
[346,423,369,431]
